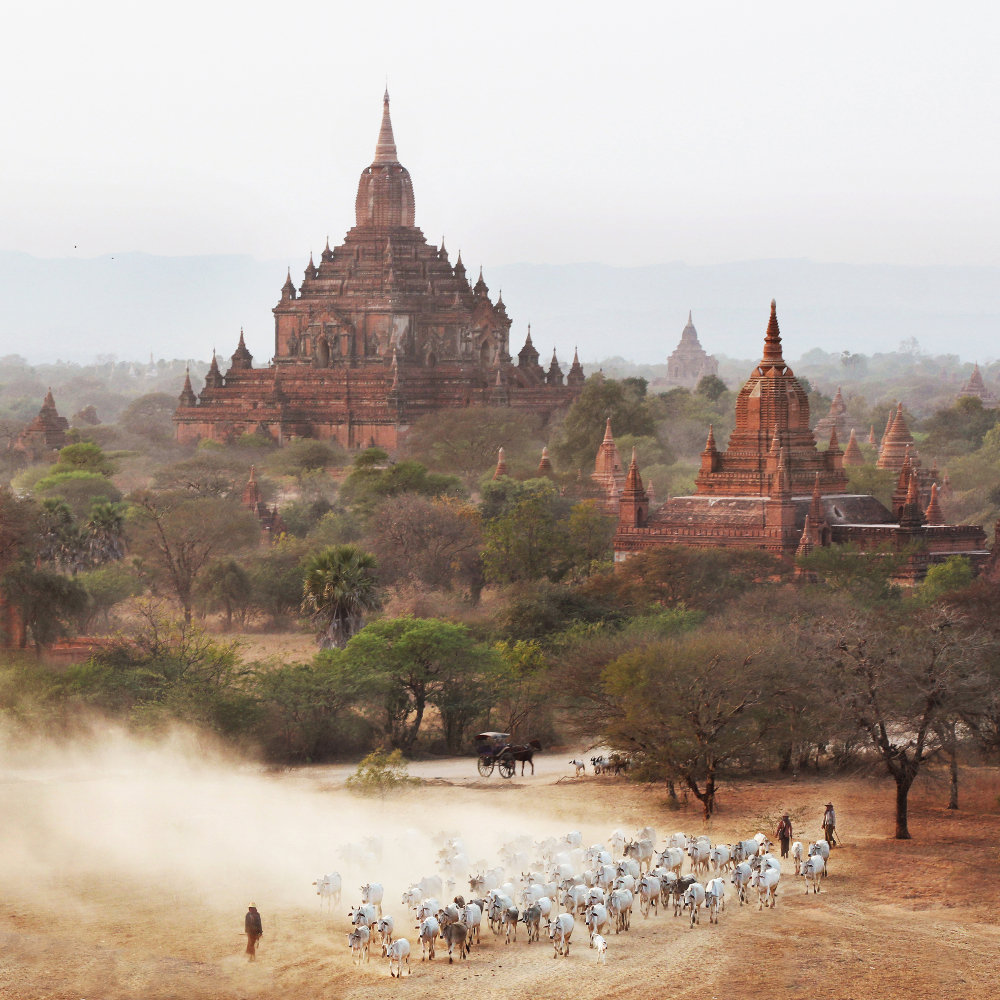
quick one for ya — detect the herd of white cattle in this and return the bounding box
[312,826,833,976]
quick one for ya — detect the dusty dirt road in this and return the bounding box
[0,744,997,1000]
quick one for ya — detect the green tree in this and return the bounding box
[340,452,463,516]
[553,374,655,472]
[0,564,88,653]
[53,442,116,476]
[923,397,1000,456]
[265,439,345,478]
[695,374,729,401]
[601,633,773,818]
[345,748,419,799]
[406,409,543,486]
[256,651,365,761]
[35,470,123,519]
[491,639,550,739]
[118,393,178,445]
[564,500,616,578]
[128,493,261,622]
[196,558,254,631]
[483,488,566,584]
[86,501,127,564]
[301,545,381,648]
[344,616,495,752]
[77,564,142,631]
[796,542,915,602]
[919,555,975,603]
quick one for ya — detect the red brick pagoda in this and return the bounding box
[174,92,583,451]
[613,301,989,582]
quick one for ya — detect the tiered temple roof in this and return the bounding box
[16,389,69,461]
[956,363,996,405]
[174,92,582,451]
[656,312,718,390]
[814,386,854,443]
[613,301,989,582]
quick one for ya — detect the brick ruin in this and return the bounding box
[174,92,583,452]
[613,301,989,582]
[653,311,719,390]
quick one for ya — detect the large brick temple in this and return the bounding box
[614,302,989,582]
[174,92,583,450]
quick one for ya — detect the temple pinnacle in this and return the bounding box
[762,299,784,364]
[374,88,398,164]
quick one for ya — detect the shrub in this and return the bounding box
[345,748,418,799]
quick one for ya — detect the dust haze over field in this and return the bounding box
[1,725,999,1000]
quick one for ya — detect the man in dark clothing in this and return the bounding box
[245,904,263,960]
[775,813,793,858]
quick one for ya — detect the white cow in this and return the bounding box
[360,882,384,918]
[418,916,439,961]
[607,888,633,933]
[687,839,712,876]
[705,878,726,923]
[623,839,655,873]
[710,844,732,873]
[666,831,687,849]
[682,881,706,926]
[347,926,370,964]
[414,875,443,900]
[659,847,685,876]
[791,841,804,874]
[753,868,780,909]
[808,840,830,878]
[464,903,482,944]
[609,829,627,858]
[585,903,610,940]
[548,913,575,957]
[401,886,422,911]
[801,855,824,893]
[569,759,587,777]
[637,874,660,918]
[731,862,753,906]
[385,937,410,977]
[376,915,394,950]
[348,903,377,927]
[313,872,342,909]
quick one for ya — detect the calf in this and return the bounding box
[672,875,698,917]
[593,932,608,965]
[347,926,370,965]
[522,902,541,942]
[569,759,587,777]
[418,916,439,960]
[548,913,575,957]
[385,937,410,977]
[441,920,468,962]
[808,840,830,877]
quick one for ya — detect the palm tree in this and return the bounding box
[301,545,380,648]
[87,501,127,565]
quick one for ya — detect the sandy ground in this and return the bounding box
[0,747,998,1000]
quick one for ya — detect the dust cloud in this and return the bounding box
[0,724,575,922]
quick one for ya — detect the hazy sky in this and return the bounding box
[1,2,998,269]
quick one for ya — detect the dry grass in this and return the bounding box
[0,762,997,999]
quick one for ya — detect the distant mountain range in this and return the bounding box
[1,250,997,366]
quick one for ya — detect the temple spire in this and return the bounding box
[493,447,508,479]
[924,482,944,525]
[374,89,398,164]
[762,299,784,364]
[603,417,614,444]
[705,424,717,451]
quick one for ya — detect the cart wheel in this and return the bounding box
[477,756,495,777]
[498,756,516,779]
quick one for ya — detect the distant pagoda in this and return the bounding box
[656,312,718,390]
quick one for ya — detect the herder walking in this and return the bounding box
[245,903,263,961]
[822,802,837,847]
[775,813,793,858]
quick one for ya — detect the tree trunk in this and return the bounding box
[666,779,678,804]
[894,775,913,839]
[405,695,426,751]
[223,598,232,632]
[948,746,959,810]
[778,743,793,773]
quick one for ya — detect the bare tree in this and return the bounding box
[821,609,988,838]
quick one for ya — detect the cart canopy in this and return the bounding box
[475,732,510,741]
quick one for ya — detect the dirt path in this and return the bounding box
[0,758,997,999]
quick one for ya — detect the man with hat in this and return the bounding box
[775,813,793,859]
[245,903,263,960]
[822,803,836,847]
